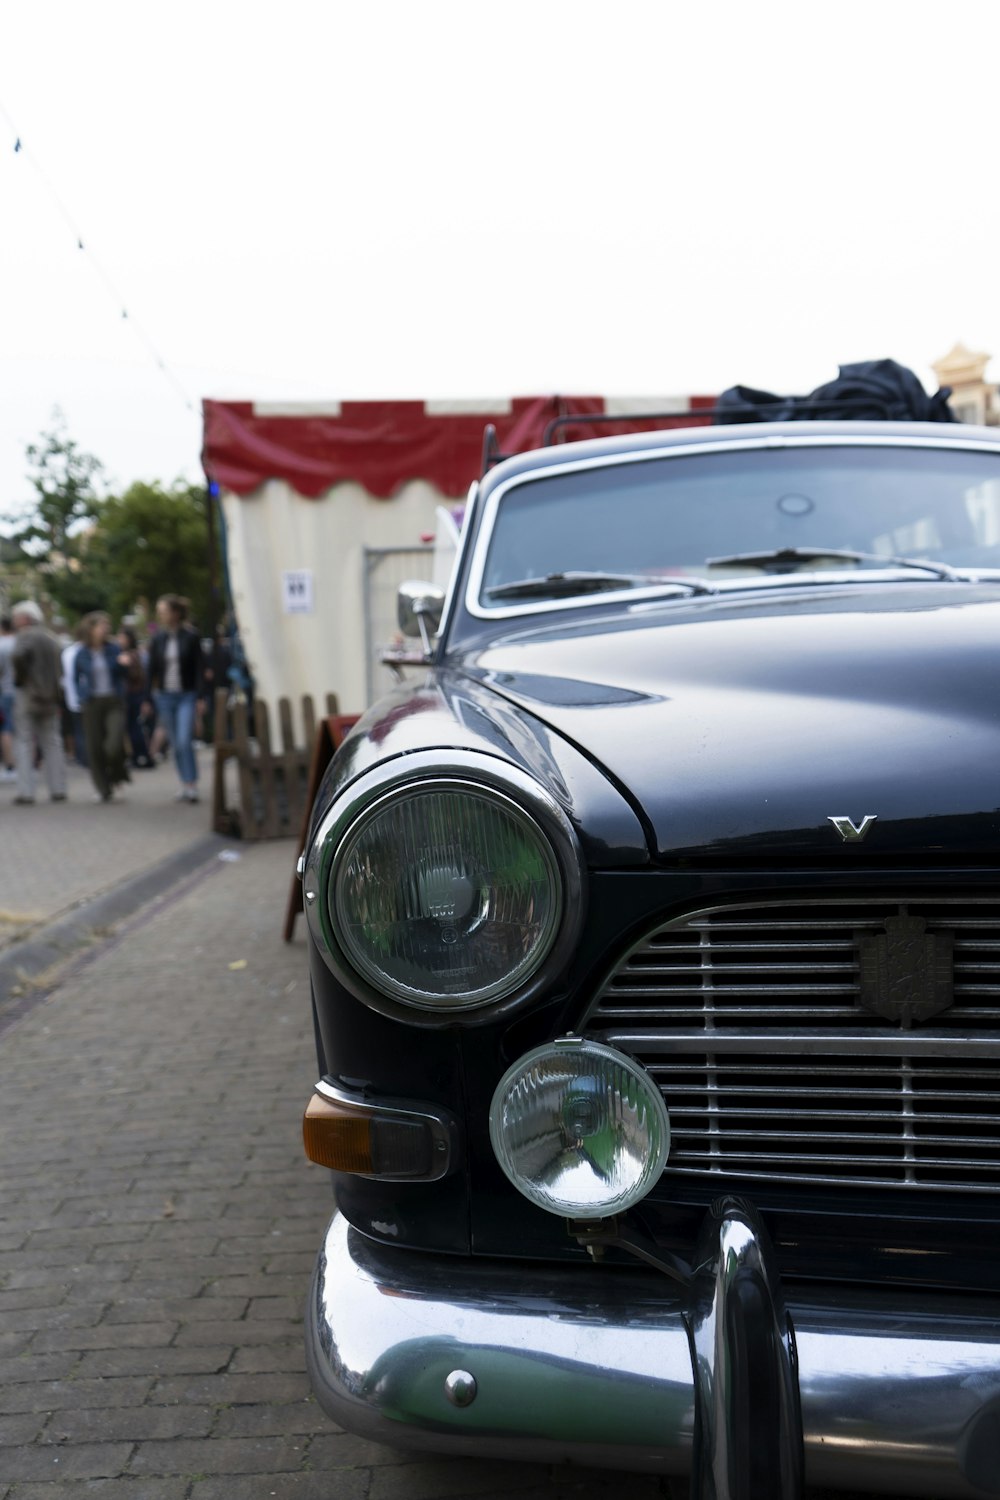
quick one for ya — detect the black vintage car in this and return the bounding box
[299,420,1000,1499]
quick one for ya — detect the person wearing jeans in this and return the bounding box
[147,595,205,803]
[75,612,129,803]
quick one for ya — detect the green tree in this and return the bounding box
[92,480,215,629]
[7,419,217,630]
[5,415,109,618]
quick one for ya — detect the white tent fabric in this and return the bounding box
[221,477,444,736]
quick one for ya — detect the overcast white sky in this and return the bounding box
[2,0,998,519]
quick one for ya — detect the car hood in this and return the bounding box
[462,583,1000,860]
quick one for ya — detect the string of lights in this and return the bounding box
[0,99,196,415]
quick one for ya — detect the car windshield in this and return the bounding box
[479,444,1000,603]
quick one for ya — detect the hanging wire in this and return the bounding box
[0,99,197,415]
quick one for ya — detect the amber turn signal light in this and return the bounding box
[303,1088,451,1180]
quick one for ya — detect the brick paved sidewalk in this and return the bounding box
[0,838,891,1500]
[0,841,683,1500]
[0,751,213,955]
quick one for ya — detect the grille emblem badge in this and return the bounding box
[856,914,954,1024]
[828,814,877,841]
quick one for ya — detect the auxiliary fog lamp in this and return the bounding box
[489,1038,670,1219]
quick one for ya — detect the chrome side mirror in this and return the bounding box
[397,580,445,653]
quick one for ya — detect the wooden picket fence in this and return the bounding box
[212,688,340,841]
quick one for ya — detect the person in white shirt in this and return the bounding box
[61,630,87,767]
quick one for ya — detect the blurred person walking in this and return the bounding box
[75,612,129,803]
[0,614,16,780]
[148,595,204,803]
[61,623,88,768]
[118,624,154,769]
[201,624,233,744]
[10,600,66,805]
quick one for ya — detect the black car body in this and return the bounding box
[300,421,1000,1498]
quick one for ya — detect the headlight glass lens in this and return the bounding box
[331,784,562,1008]
[490,1039,670,1219]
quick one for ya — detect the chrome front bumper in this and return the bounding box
[306,1208,1000,1499]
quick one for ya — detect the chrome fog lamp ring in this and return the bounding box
[490,1037,670,1220]
[303,752,585,1025]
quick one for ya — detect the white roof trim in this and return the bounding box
[424,398,513,417]
[604,395,691,416]
[252,401,343,418]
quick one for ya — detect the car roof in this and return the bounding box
[480,420,1000,494]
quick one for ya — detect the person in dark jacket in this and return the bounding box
[147,595,205,803]
[75,611,129,802]
[117,625,154,769]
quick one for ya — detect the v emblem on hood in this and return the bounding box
[828,814,878,842]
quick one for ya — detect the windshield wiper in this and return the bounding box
[485,571,716,601]
[704,546,962,580]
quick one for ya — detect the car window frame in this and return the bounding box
[461,433,1000,625]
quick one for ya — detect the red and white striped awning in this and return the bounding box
[202,394,716,500]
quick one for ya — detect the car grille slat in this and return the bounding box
[584,894,1000,1196]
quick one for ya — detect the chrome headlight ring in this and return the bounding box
[303,751,586,1026]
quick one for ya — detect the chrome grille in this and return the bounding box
[585,897,1000,1194]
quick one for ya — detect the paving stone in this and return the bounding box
[368,1459,551,1500]
[27,1207,160,1233]
[0,1440,133,1481]
[228,1341,308,1374]
[100,1295,248,1325]
[213,1401,332,1438]
[45,1404,214,1443]
[245,1294,303,1321]
[172,1317,302,1347]
[0,1409,50,1445]
[202,1273,306,1300]
[259,1253,317,1277]
[150,1372,310,1407]
[0,1331,31,1358]
[75,1346,233,1379]
[139,1228,223,1255]
[28,1320,177,1354]
[92,1252,261,1278]
[0,1288,71,1313]
[32,1182,142,1206]
[308,1432,423,1467]
[0,1241,81,1271]
[211,1235,300,1261]
[4,1263,130,1293]
[2,1302,105,1333]
[27,1224,151,1251]
[0,1378,154,1414]
[190,1474,368,1500]
[117,1274,208,1300]
[127,1434,307,1475]
[6,1483,189,1500]
[0,1354,79,1386]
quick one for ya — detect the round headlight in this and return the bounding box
[329,781,562,1010]
[490,1039,670,1219]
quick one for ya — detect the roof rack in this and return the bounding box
[481,423,509,476]
[542,396,896,447]
[481,395,909,477]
